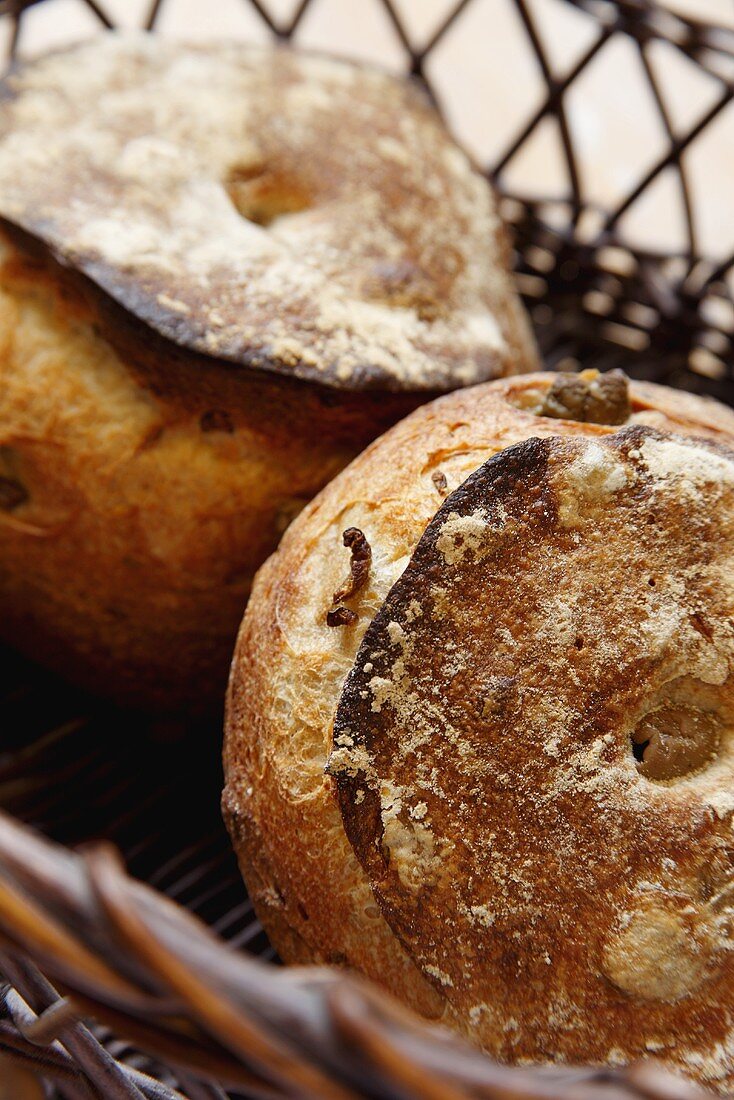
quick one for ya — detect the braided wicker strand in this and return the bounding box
[0,813,717,1100]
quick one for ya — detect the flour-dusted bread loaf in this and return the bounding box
[224,370,734,1089]
[0,33,537,710]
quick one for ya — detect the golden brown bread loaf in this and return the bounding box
[0,33,537,709]
[224,370,734,1089]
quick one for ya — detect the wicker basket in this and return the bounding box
[0,1,732,1097]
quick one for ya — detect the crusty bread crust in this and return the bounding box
[224,372,734,1085]
[0,36,538,708]
[0,239,416,709]
[0,33,537,393]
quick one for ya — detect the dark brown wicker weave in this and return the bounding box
[0,1,732,1097]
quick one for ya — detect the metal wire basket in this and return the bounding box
[0,1,732,1097]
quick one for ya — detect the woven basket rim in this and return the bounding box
[0,809,716,1100]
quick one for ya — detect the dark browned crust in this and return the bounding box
[0,220,427,435]
[84,255,427,437]
[0,39,538,394]
[329,433,556,858]
[329,424,734,1074]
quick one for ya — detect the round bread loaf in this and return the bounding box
[0,33,536,709]
[224,370,734,1089]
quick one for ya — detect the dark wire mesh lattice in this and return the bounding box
[3,0,734,400]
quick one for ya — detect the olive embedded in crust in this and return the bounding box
[224,371,734,1090]
[538,368,631,424]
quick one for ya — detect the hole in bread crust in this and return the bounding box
[0,447,29,510]
[225,163,312,227]
[200,409,234,434]
[631,702,721,781]
[0,476,28,511]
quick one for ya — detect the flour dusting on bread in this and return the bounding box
[224,373,734,1087]
[0,33,537,391]
[330,424,734,1087]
